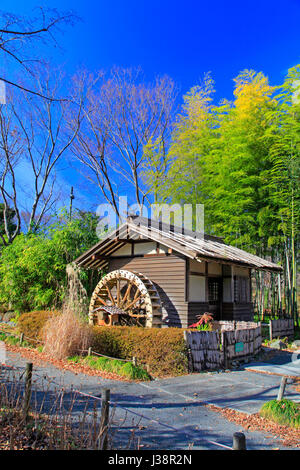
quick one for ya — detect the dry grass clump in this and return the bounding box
[0,366,115,450]
[43,307,93,360]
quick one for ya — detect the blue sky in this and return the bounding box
[3,0,300,99]
[2,0,300,213]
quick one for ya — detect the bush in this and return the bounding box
[0,210,99,313]
[18,310,60,342]
[43,308,93,360]
[17,313,189,378]
[260,399,300,429]
[91,326,188,377]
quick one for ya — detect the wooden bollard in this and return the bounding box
[132,356,137,367]
[19,333,24,345]
[233,432,246,450]
[23,362,33,421]
[277,376,287,401]
[88,347,92,356]
[100,388,110,450]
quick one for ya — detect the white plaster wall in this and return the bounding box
[223,277,232,302]
[208,262,222,275]
[189,275,206,301]
[189,259,206,273]
[134,242,157,255]
[111,244,132,256]
[233,266,250,277]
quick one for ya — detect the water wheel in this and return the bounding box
[89,270,163,328]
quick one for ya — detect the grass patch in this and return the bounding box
[0,332,31,347]
[260,399,300,429]
[68,355,151,381]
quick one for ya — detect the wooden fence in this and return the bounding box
[212,321,259,332]
[184,321,262,372]
[269,319,294,340]
[184,330,222,371]
[222,325,261,363]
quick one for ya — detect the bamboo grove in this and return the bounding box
[143,66,300,324]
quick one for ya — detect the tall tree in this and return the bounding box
[154,73,217,221]
[266,65,300,320]
[151,67,300,321]
[71,67,177,215]
[0,69,84,243]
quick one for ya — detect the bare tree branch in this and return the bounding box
[0,68,83,242]
[0,7,77,100]
[70,67,177,215]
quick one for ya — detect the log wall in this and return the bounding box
[184,321,262,372]
[270,319,294,340]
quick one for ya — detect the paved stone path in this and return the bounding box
[245,349,300,378]
[2,350,300,450]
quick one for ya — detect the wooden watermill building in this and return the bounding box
[74,216,282,328]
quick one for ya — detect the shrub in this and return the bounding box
[43,307,93,360]
[18,310,60,342]
[0,210,100,313]
[260,399,300,429]
[91,326,188,377]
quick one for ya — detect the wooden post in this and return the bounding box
[270,320,273,341]
[88,347,92,356]
[132,356,137,366]
[23,362,33,421]
[222,332,228,369]
[19,333,24,345]
[183,331,193,373]
[233,432,246,450]
[277,377,287,401]
[100,388,110,450]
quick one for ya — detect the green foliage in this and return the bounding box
[158,67,300,248]
[91,326,188,377]
[0,203,17,248]
[68,354,151,380]
[0,332,31,347]
[83,355,151,380]
[196,323,211,331]
[148,65,300,321]
[0,210,100,313]
[260,399,300,429]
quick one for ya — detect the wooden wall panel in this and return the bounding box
[108,254,188,327]
[106,253,255,327]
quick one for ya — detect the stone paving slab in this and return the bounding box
[3,350,300,450]
[147,370,300,414]
[245,351,300,377]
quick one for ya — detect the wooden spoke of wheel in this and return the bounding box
[116,278,121,306]
[119,281,133,308]
[105,284,115,305]
[123,292,142,312]
[128,314,147,318]
[95,295,107,306]
[89,269,163,328]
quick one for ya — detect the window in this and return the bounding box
[234,276,250,303]
[208,278,221,303]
